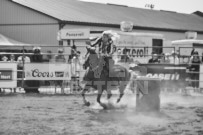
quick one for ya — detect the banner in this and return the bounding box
[25,63,71,80]
[60,29,90,39]
[114,33,154,63]
[139,64,188,89]
[0,62,17,88]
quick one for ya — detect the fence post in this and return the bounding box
[21,46,25,90]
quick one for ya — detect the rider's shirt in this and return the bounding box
[91,37,113,56]
[99,41,112,55]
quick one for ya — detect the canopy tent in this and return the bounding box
[0,33,33,54]
[0,33,31,46]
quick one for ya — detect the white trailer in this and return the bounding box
[113,31,165,63]
[172,39,203,56]
[172,39,203,90]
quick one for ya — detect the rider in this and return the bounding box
[91,31,114,56]
[88,31,117,76]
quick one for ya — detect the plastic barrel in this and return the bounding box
[135,77,161,112]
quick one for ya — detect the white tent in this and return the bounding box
[0,33,31,47]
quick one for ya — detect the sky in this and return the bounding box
[80,0,203,14]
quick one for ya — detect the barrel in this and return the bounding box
[135,77,161,112]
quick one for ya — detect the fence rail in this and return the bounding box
[0,45,203,94]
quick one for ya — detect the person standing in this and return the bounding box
[9,54,16,62]
[25,47,43,93]
[188,51,201,90]
[17,49,31,91]
[1,55,8,62]
[54,48,66,63]
[148,53,159,63]
[169,51,179,64]
[54,48,66,93]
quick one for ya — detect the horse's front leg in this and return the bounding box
[82,84,91,106]
[97,89,108,109]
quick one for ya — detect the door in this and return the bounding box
[152,39,163,55]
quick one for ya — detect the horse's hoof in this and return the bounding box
[100,103,108,110]
[85,101,91,106]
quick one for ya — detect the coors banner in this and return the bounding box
[25,63,71,80]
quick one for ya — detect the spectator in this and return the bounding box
[43,50,53,62]
[71,44,78,58]
[121,48,130,62]
[54,48,66,93]
[113,48,121,64]
[69,44,78,61]
[159,53,170,64]
[148,52,159,63]
[8,54,16,62]
[17,49,30,90]
[31,47,42,62]
[164,53,171,64]
[1,55,8,62]
[76,51,83,65]
[159,53,165,63]
[17,49,31,66]
[169,51,179,64]
[202,52,203,63]
[25,47,43,93]
[54,48,66,63]
[188,51,201,90]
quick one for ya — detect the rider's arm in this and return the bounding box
[91,37,102,47]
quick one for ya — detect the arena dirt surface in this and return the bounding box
[0,91,203,135]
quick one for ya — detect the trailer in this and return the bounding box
[110,31,165,63]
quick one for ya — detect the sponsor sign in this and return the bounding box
[120,21,133,32]
[138,64,188,88]
[25,63,71,80]
[0,70,12,80]
[60,29,90,39]
[114,34,153,63]
[0,63,17,88]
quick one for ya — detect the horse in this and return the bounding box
[81,47,132,109]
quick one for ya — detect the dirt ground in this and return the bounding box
[0,91,203,135]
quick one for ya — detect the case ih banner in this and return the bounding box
[25,63,71,80]
[0,63,17,88]
[138,64,188,89]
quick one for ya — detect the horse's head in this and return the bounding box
[83,46,98,70]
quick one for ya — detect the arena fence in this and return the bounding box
[0,45,202,94]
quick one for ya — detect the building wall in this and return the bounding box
[63,24,203,56]
[63,24,203,41]
[0,0,58,24]
[1,0,203,51]
[0,24,59,45]
[0,0,59,45]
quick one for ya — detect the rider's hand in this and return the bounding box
[85,40,91,45]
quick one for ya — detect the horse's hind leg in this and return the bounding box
[117,81,128,103]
